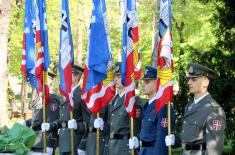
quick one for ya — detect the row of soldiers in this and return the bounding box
[23,62,225,155]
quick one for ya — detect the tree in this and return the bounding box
[0,0,13,127]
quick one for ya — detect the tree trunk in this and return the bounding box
[0,0,13,127]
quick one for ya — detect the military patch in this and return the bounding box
[161,118,168,128]
[50,103,58,112]
[212,120,223,131]
[145,69,149,75]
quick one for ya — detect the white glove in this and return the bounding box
[129,136,139,149]
[41,123,50,132]
[77,149,86,155]
[94,118,104,130]
[68,119,77,130]
[46,147,53,155]
[165,134,175,146]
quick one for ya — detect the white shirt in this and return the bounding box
[148,95,157,105]
[118,90,125,98]
[72,83,80,92]
[194,92,209,104]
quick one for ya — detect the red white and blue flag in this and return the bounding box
[82,0,115,115]
[122,0,141,118]
[156,0,174,112]
[21,0,40,90]
[58,0,74,111]
[21,0,51,105]
[35,0,50,105]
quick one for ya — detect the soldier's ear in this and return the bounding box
[203,77,209,87]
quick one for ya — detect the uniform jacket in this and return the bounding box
[181,94,226,155]
[50,86,84,153]
[31,93,61,150]
[85,106,109,155]
[139,99,175,155]
[106,94,142,155]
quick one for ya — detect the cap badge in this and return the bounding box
[189,66,194,74]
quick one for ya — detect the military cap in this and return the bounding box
[72,64,84,74]
[114,62,122,74]
[142,66,157,80]
[48,71,56,79]
[187,63,214,78]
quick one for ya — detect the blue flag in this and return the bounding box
[37,0,50,70]
[83,0,111,92]
[21,0,39,89]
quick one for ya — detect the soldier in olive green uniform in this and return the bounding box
[85,106,109,155]
[41,65,87,155]
[28,72,61,155]
[165,63,226,155]
[106,62,142,155]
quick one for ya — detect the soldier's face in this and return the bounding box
[142,79,156,96]
[114,74,124,89]
[72,73,82,85]
[188,76,209,96]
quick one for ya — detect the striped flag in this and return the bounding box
[21,0,39,89]
[156,0,174,112]
[58,0,74,111]
[122,0,141,118]
[35,0,50,105]
[82,0,115,115]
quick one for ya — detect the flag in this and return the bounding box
[21,0,39,89]
[82,0,115,115]
[58,0,74,111]
[122,0,141,118]
[35,0,50,105]
[156,0,174,112]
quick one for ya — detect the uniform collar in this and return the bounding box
[194,92,209,104]
[118,91,125,98]
[148,95,157,105]
[72,83,80,92]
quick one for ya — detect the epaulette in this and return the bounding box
[209,98,220,109]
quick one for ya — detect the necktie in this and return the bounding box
[188,101,195,111]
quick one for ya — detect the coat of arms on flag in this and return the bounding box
[122,0,141,118]
[156,0,174,112]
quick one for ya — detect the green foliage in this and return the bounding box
[0,123,36,154]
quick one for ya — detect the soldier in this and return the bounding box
[106,62,142,155]
[41,65,87,155]
[129,66,175,155]
[29,71,61,155]
[84,106,109,155]
[165,63,226,155]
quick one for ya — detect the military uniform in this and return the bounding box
[181,94,225,155]
[180,63,226,155]
[139,99,175,155]
[106,94,142,155]
[85,106,109,155]
[30,92,61,153]
[138,66,175,155]
[49,85,85,155]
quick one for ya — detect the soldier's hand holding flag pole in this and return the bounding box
[121,0,141,154]
[81,0,116,155]
[156,0,174,154]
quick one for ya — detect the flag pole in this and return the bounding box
[96,112,100,155]
[42,71,47,153]
[131,117,134,155]
[70,111,74,155]
[167,101,172,155]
